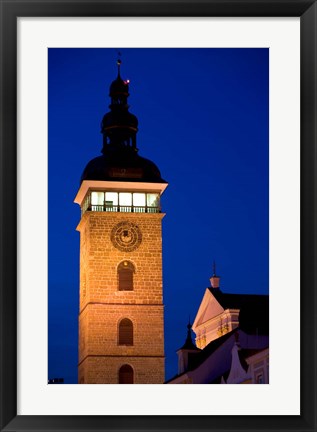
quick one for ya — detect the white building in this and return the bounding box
[166,268,269,384]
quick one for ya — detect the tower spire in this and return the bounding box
[176,319,200,375]
[101,60,138,154]
[116,53,122,78]
[180,319,198,350]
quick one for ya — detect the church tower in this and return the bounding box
[74,60,167,384]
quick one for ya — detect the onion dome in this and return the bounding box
[81,152,165,183]
[109,64,129,98]
[101,110,138,137]
[80,58,166,184]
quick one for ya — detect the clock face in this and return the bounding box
[111,221,142,252]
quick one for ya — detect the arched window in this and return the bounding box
[118,318,133,345]
[118,261,135,291]
[118,364,134,384]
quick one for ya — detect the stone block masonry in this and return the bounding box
[78,356,165,384]
[77,211,165,384]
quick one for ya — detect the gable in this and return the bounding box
[192,289,224,331]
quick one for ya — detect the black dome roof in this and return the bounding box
[101,111,138,130]
[81,151,166,184]
[81,61,167,186]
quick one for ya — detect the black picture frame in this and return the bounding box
[0,1,316,431]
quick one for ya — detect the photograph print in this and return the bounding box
[48,48,269,384]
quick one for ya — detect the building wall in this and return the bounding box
[78,304,164,361]
[167,331,269,384]
[246,348,269,384]
[77,211,165,383]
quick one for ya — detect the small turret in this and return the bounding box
[177,320,200,374]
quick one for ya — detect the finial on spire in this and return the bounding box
[116,51,122,77]
[213,260,217,276]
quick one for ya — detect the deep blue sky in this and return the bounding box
[48,48,269,383]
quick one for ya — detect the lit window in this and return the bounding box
[133,193,146,207]
[118,364,134,384]
[118,261,134,291]
[118,318,133,345]
[105,192,118,206]
[147,193,159,207]
[119,192,132,206]
[91,191,104,205]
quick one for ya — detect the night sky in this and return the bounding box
[48,48,269,383]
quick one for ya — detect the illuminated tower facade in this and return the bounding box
[75,61,167,384]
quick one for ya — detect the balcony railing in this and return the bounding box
[83,204,160,215]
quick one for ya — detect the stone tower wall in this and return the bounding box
[77,211,165,384]
[78,356,164,384]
